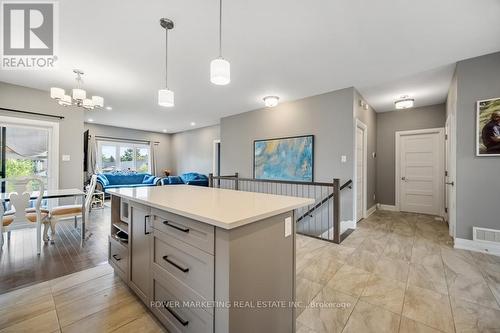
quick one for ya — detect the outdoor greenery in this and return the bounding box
[478,98,500,149]
[6,159,35,178]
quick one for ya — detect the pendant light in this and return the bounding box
[158,18,174,107]
[210,0,230,85]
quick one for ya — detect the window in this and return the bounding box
[97,140,150,173]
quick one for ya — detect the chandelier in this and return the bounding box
[50,69,104,110]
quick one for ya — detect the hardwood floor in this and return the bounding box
[0,264,165,332]
[0,207,110,294]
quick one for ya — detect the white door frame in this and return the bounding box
[445,114,456,238]
[212,139,221,175]
[355,119,368,221]
[395,127,445,215]
[0,115,59,190]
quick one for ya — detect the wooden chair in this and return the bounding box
[0,178,49,255]
[47,175,97,243]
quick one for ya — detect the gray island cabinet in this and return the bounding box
[107,185,314,333]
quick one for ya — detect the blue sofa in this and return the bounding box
[160,172,209,187]
[96,172,161,193]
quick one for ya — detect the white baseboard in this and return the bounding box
[377,204,397,211]
[341,220,356,233]
[366,205,377,217]
[454,238,500,257]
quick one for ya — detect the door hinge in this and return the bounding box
[445,170,448,176]
[445,134,448,140]
[445,207,448,213]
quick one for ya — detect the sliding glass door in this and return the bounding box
[0,116,59,192]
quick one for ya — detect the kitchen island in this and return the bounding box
[107,185,314,333]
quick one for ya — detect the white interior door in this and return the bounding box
[397,128,444,216]
[355,122,366,222]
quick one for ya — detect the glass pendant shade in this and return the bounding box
[82,99,94,109]
[50,87,65,99]
[91,96,104,108]
[58,95,72,106]
[210,58,230,85]
[158,89,174,107]
[72,88,86,101]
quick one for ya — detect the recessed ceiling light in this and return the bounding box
[162,129,167,133]
[394,96,414,109]
[105,106,112,110]
[190,122,196,126]
[88,118,94,122]
[263,96,280,108]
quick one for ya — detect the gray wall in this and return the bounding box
[170,125,220,175]
[84,123,172,176]
[376,104,446,206]
[454,52,500,239]
[354,90,377,210]
[0,82,84,190]
[220,88,355,221]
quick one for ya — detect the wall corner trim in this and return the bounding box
[376,203,397,211]
[454,238,500,257]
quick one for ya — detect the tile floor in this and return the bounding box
[1,210,499,332]
[296,210,500,333]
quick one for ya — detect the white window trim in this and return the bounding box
[0,115,59,191]
[96,139,151,173]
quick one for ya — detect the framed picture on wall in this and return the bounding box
[477,97,500,156]
[253,135,314,182]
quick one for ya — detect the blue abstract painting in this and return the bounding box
[254,135,313,181]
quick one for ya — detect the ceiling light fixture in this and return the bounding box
[263,96,280,108]
[162,129,167,133]
[105,106,112,110]
[190,122,196,126]
[50,69,104,109]
[158,18,175,107]
[394,95,414,109]
[210,0,230,85]
[88,118,94,122]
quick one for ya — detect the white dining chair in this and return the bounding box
[0,177,49,255]
[47,175,97,243]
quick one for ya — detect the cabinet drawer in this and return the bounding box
[153,230,214,302]
[151,272,213,333]
[109,236,128,277]
[152,209,214,254]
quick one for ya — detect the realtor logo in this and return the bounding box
[1,1,58,69]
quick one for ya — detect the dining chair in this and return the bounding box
[0,177,49,255]
[47,175,97,243]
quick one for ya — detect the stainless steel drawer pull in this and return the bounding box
[112,254,121,261]
[164,303,189,326]
[162,255,189,273]
[163,220,190,233]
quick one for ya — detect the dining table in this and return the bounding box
[0,188,87,246]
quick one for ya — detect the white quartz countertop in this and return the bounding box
[107,185,315,230]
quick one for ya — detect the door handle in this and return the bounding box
[112,254,121,261]
[401,177,407,182]
[446,181,455,186]
[144,215,151,235]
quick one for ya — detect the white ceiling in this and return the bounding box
[358,63,457,112]
[1,0,500,132]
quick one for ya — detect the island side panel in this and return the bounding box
[214,210,295,333]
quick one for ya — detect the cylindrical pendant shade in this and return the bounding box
[158,89,174,107]
[50,87,65,99]
[72,88,86,101]
[92,96,104,108]
[210,58,230,85]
